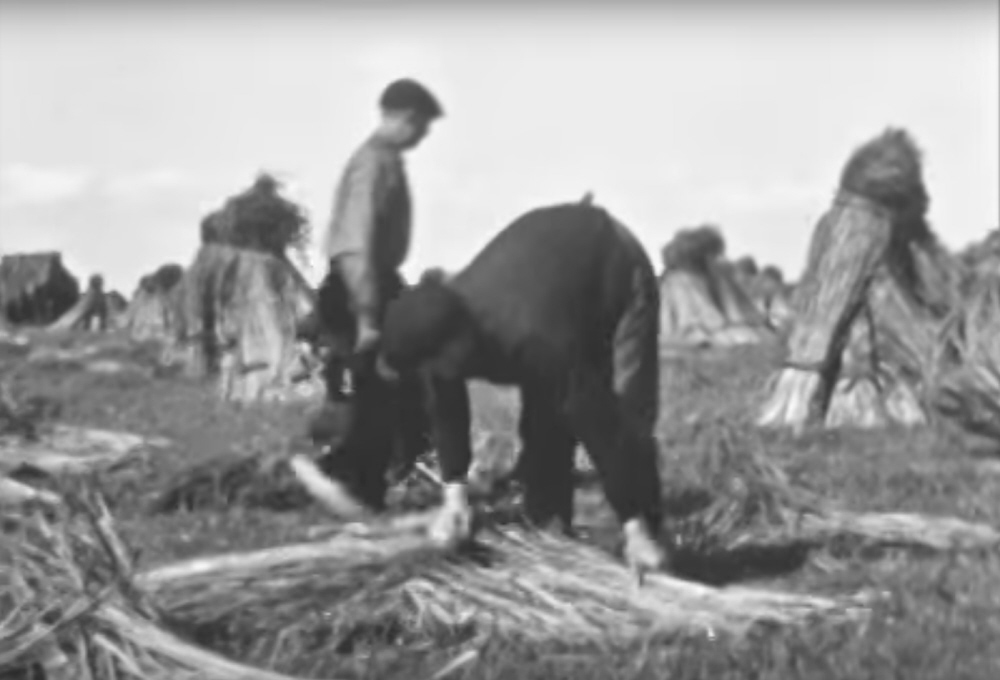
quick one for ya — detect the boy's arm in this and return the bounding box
[331,150,386,335]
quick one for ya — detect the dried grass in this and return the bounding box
[148,428,495,518]
[200,173,311,261]
[757,128,962,432]
[839,128,928,223]
[146,449,311,514]
[0,474,61,505]
[0,379,53,442]
[136,514,873,652]
[668,426,823,553]
[120,265,186,343]
[138,266,185,296]
[0,480,879,680]
[146,424,1000,668]
[661,226,725,273]
[659,233,775,349]
[143,427,1000,659]
[931,271,1000,442]
[671,424,1000,554]
[742,265,794,331]
[964,228,999,277]
[0,485,318,680]
[1,425,164,477]
[7,426,998,678]
[731,256,759,281]
[176,243,316,403]
[0,253,81,326]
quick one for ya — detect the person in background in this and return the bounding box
[84,275,109,332]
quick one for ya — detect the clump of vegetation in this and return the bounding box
[661,224,726,273]
[658,225,776,348]
[757,127,965,432]
[0,485,301,680]
[138,264,185,295]
[0,377,60,441]
[0,251,81,326]
[200,172,311,262]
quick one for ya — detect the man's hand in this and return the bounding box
[428,482,475,549]
[622,518,669,587]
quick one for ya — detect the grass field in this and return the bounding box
[3,330,1000,679]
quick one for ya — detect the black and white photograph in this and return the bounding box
[1,1,998,678]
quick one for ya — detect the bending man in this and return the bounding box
[378,200,669,575]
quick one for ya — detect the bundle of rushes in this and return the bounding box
[136,515,874,660]
[145,449,443,516]
[146,448,313,514]
[657,226,774,349]
[931,270,1000,443]
[665,424,825,554]
[138,424,1000,668]
[0,485,877,679]
[136,430,999,668]
[666,423,1000,555]
[148,418,1000,555]
[148,430,471,516]
[10,449,998,676]
[0,486,315,680]
[0,379,48,441]
[660,225,725,272]
[758,128,958,431]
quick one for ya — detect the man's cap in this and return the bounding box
[379,78,445,119]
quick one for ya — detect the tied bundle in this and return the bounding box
[0,486,317,680]
[2,483,875,679]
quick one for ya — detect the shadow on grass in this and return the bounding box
[644,485,817,586]
[669,541,814,586]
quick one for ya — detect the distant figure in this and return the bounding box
[84,274,109,332]
[308,78,445,510]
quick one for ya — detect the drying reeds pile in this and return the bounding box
[177,173,317,403]
[147,424,498,517]
[658,226,775,349]
[0,378,55,443]
[670,423,1000,556]
[120,264,186,344]
[135,519,874,657]
[178,243,316,403]
[0,482,881,679]
[135,426,1000,662]
[666,425,824,554]
[0,380,61,505]
[0,252,80,327]
[957,228,999,279]
[199,173,311,261]
[9,438,999,677]
[146,448,312,514]
[757,128,963,432]
[145,428,998,664]
[0,485,315,680]
[931,269,1000,443]
[754,266,796,331]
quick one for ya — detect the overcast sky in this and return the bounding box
[1,2,997,293]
